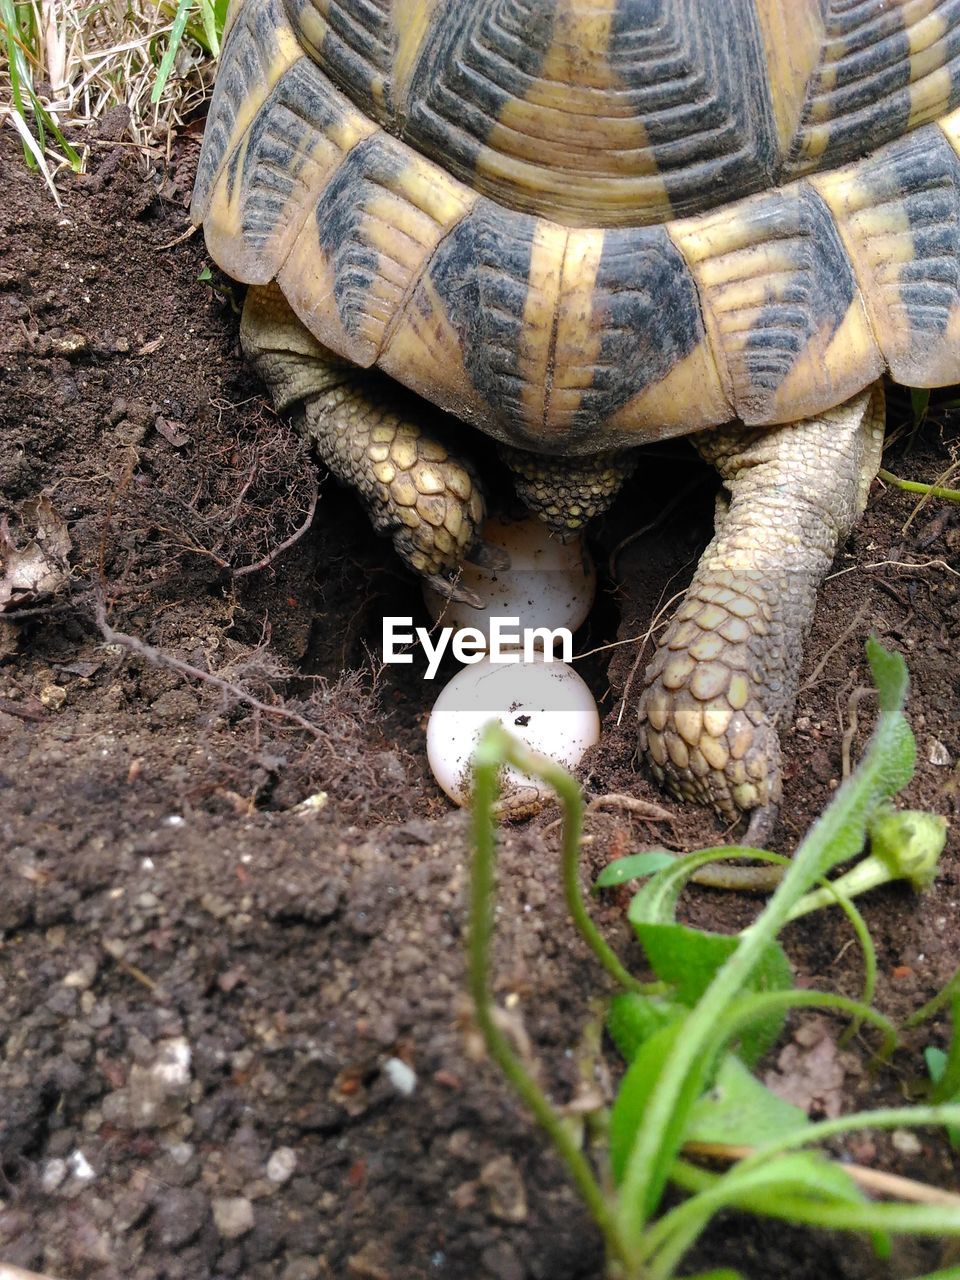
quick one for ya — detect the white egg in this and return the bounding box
[426,655,600,810]
[422,516,596,646]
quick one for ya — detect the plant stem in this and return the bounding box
[878,468,960,502]
[907,966,960,1027]
[682,1104,960,1177]
[665,1160,960,1241]
[546,755,648,997]
[468,725,630,1270]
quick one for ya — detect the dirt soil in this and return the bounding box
[1,128,959,1280]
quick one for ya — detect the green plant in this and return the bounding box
[878,468,960,504]
[908,969,960,1149]
[152,0,228,102]
[1,0,228,198]
[468,639,958,1279]
[1,0,81,181]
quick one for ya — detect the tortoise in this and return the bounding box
[192,0,960,839]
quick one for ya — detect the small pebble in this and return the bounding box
[212,1195,255,1239]
[891,1129,922,1155]
[266,1147,298,1184]
[926,737,952,766]
[153,1036,191,1088]
[150,1187,209,1249]
[39,684,67,709]
[383,1057,417,1098]
[67,1150,96,1183]
[41,1158,67,1193]
[62,956,97,989]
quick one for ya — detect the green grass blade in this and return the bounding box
[0,0,81,170]
[1,0,35,166]
[152,0,194,103]
[199,0,220,54]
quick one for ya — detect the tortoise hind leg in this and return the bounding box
[639,384,885,843]
[499,443,638,538]
[241,284,486,601]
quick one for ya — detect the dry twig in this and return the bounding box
[684,1140,960,1208]
[94,597,325,742]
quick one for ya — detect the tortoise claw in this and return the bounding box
[466,540,510,572]
[423,572,484,609]
[744,802,778,850]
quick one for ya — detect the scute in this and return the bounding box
[274,127,475,368]
[813,118,960,385]
[283,0,395,118]
[277,0,960,228]
[784,0,960,177]
[378,204,731,451]
[194,0,960,454]
[669,184,883,424]
[191,0,301,222]
[399,0,779,228]
[200,56,375,283]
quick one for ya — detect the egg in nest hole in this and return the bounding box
[424,518,601,809]
[422,515,597,638]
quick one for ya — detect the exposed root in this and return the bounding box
[92,594,415,821]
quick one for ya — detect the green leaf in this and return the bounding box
[926,1046,948,1080]
[866,635,910,717]
[615,645,917,1242]
[152,0,194,103]
[685,1055,809,1146]
[594,849,676,889]
[632,923,792,1065]
[607,991,687,1062]
[609,1019,717,1214]
[715,1151,868,1222]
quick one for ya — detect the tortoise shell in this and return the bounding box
[192,0,960,455]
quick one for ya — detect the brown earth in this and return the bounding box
[0,128,959,1280]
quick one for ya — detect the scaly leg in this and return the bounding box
[241,284,486,600]
[499,444,637,538]
[638,385,885,841]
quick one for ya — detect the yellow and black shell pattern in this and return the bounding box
[193,0,960,455]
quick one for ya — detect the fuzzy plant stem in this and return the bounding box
[468,723,630,1270]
